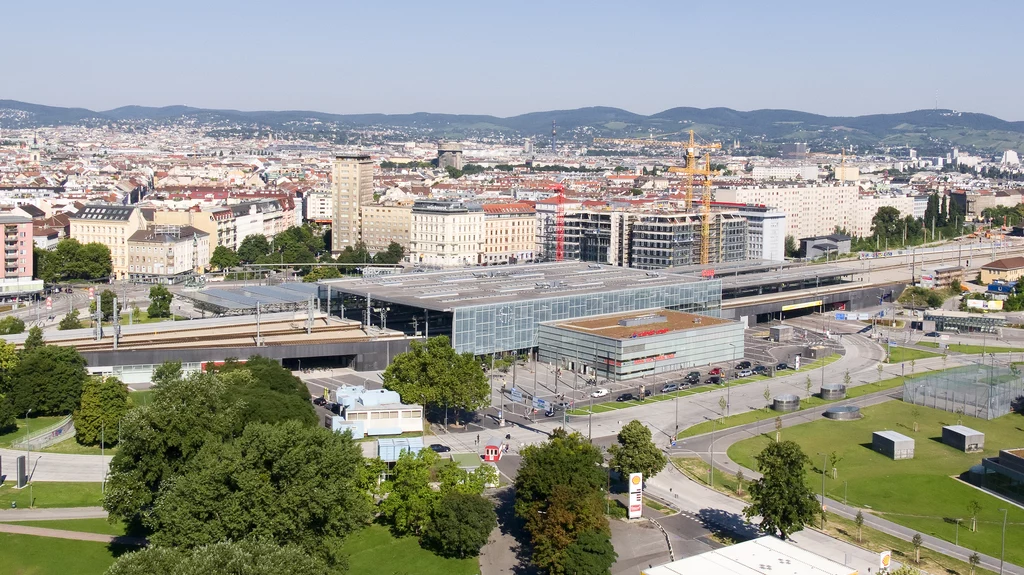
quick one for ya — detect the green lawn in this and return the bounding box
[343,523,479,575]
[6,518,125,537]
[728,401,1024,566]
[0,416,64,448]
[41,440,118,456]
[0,533,128,575]
[0,482,105,509]
[676,374,911,439]
[918,341,1024,354]
[129,389,156,406]
[885,346,941,363]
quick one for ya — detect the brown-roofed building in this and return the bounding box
[980,256,1024,283]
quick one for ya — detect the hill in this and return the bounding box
[1,99,1022,154]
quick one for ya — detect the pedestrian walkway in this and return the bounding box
[0,506,107,522]
[0,522,145,546]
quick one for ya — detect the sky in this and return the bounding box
[4,0,1022,120]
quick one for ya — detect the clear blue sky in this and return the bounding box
[7,0,1022,120]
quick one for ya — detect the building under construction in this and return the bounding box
[538,204,748,269]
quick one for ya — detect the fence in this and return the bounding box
[902,363,1024,420]
[11,415,76,450]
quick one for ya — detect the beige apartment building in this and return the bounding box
[715,184,859,239]
[360,204,412,253]
[150,209,220,260]
[409,200,484,268]
[483,203,535,264]
[332,154,374,253]
[69,205,147,279]
[127,225,211,284]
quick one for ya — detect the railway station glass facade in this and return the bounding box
[452,279,722,355]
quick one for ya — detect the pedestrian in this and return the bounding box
[476,434,480,446]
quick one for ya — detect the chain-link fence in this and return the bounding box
[903,364,1024,420]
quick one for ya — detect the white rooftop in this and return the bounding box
[643,536,856,575]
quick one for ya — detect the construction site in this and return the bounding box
[541,131,748,269]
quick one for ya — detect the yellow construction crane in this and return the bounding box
[666,130,722,211]
[699,153,716,266]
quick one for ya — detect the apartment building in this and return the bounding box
[69,205,147,279]
[715,203,786,261]
[361,204,412,253]
[482,203,535,265]
[409,200,484,268]
[715,184,859,239]
[629,211,747,269]
[332,154,374,253]
[127,225,211,284]
[849,194,916,238]
[0,215,34,279]
[750,165,819,181]
[305,190,332,224]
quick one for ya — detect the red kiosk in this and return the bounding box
[483,436,506,462]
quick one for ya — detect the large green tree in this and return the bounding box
[103,372,241,527]
[37,239,113,282]
[74,376,129,446]
[382,336,488,425]
[22,325,43,350]
[237,234,271,264]
[147,420,371,561]
[870,206,903,245]
[9,344,88,415]
[58,309,84,330]
[209,245,240,270]
[743,440,821,539]
[90,289,120,321]
[372,242,405,265]
[378,448,439,535]
[106,539,331,575]
[0,316,25,335]
[525,483,610,575]
[561,529,617,575]
[147,284,173,319]
[303,266,341,283]
[608,420,667,481]
[0,395,16,433]
[423,492,497,559]
[216,356,316,427]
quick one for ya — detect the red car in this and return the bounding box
[708,367,723,376]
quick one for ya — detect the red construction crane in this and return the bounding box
[549,184,567,261]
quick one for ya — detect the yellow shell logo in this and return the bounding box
[631,475,641,485]
[881,553,891,567]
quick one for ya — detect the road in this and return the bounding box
[0,507,108,521]
[0,448,112,483]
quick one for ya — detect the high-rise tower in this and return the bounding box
[331,153,374,254]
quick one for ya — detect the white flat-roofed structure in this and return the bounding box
[873,430,915,460]
[642,536,857,575]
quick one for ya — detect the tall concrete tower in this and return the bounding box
[331,153,374,254]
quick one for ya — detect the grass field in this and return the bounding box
[885,346,941,363]
[728,401,1024,566]
[41,440,118,456]
[0,482,104,509]
[918,341,1024,354]
[675,374,911,439]
[0,416,64,448]
[671,457,999,575]
[343,524,479,575]
[0,533,129,575]
[7,518,125,537]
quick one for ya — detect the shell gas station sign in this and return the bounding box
[628,473,643,519]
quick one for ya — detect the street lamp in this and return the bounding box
[999,508,1008,575]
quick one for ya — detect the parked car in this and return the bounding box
[737,369,753,378]
[686,371,701,380]
[735,360,751,370]
[709,367,723,376]
[924,331,941,337]
[591,388,609,398]
[775,362,789,371]
[661,383,679,393]
[428,444,451,453]
[684,373,700,384]
[706,375,722,385]
[752,365,767,375]
[616,393,634,402]
[312,396,327,406]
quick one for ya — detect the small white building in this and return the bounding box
[329,387,423,437]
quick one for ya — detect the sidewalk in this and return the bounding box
[0,506,107,522]
[0,522,145,546]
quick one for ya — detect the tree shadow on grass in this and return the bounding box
[493,487,538,575]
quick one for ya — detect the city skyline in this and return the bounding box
[6,0,1023,120]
